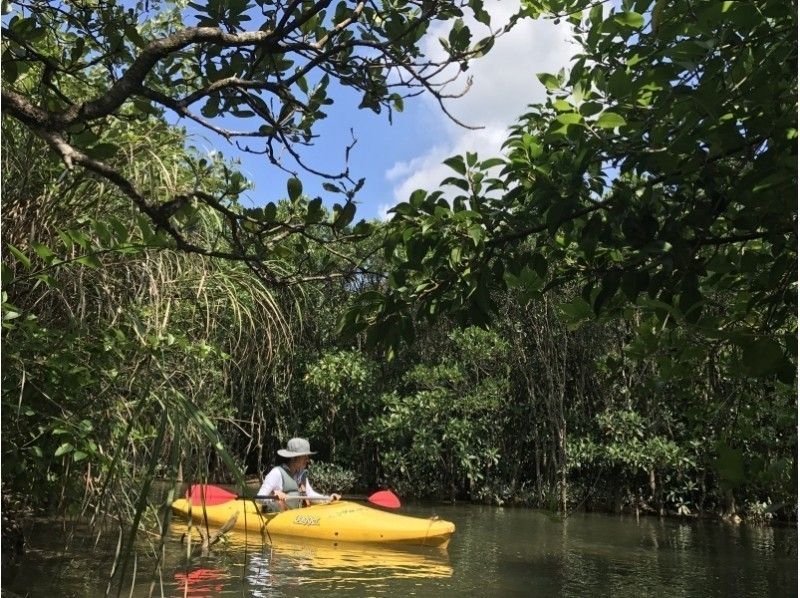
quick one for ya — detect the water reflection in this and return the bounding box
[6,506,796,597]
[173,567,225,597]
[167,525,453,596]
[249,535,452,578]
[239,534,452,595]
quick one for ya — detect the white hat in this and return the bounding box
[277,437,316,458]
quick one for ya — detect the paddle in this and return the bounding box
[186,484,401,509]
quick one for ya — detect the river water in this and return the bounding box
[4,503,797,597]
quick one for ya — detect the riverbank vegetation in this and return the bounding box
[2,0,796,580]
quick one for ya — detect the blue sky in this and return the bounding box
[195,83,451,219]
[181,3,576,222]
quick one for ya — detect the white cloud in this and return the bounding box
[383,5,576,215]
[386,127,508,209]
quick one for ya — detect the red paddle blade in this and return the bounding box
[367,490,401,509]
[186,484,237,506]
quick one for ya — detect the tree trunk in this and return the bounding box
[722,488,737,520]
[558,421,567,514]
[650,469,664,516]
[534,427,542,505]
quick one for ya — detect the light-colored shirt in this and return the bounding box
[257,465,325,503]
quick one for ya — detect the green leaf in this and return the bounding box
[740,338,785,377]
[287,177,303,201]
[7,244,31,269]
[443,155,467,175]
[305,197,324,224]
[589,3,603,26]
[621,270,649,301]
[594,270,621,312]
[530,253,548,278]
[537,72,561,91]
[480,158,505,169]
[472,36,494,57]
[335,202,356,228]
[607,69,633,96]
[596,112,627,129]
[560,297,593,329]
[469,0,491,25]
[56,229,74,249]
[467,225,483,246]
[86,143,119,160]
[76,255,102,268]
[263,202,277,222]
[55,443,74,457]
[555,112,582,125]
[579,101,604,116]
[545,200,576,234]
[1,263,14,285]
[391,94,404,111]
[554,99,572,112]
[123,23,146,47]
[614,11,645,28]
[442,177,470,191]
[409,189,427,208]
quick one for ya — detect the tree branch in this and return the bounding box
[7,27,283,130]
[489,200,611,247]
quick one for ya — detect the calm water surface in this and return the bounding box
[5,504,797,597]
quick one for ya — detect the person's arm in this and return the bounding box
[303,477,323,499]
[257,468,286,503]
[304,478,340,502]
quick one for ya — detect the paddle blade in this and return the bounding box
[186,484,238,506]
[367,490,401,509]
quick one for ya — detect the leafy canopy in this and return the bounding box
[2,0,508,284]
[351,0,797,380]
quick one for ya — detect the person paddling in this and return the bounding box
[257,438,340,512]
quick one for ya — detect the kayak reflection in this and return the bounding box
[173,567,225,597]
[246,534,453,577]
[241,534,453,595]
[170,522,453,595]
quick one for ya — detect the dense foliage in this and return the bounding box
[345,0,797,514]
[1,0,796,585]
[357,0,796,360]
[1,0,505,283]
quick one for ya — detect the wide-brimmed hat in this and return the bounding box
[277,437,316,458]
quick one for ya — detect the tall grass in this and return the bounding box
[1,116,298,593]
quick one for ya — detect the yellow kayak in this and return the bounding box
[171,498,455,548]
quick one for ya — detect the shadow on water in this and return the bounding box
[4,503,797,597]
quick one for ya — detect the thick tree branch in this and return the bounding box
[179,77,285,108]
[1,88,54,128]
[19,127,367,288]
[313,1,367,49]
[699,228,795,247]
[6,27,283,130]
[32,127,246,261]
